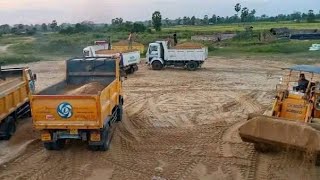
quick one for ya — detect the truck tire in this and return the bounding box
[134,65,139,72]
[44,139,65,151]
[130,67,135,74]
[0,117,16,140]
[152,61,163,70]
[316,154,320,166]
[88,126,111,151]
[186,61,198,71]
[116,105,123,122]
[100,127,111,151]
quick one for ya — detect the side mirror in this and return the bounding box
[33,74,37,81]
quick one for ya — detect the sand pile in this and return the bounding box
[113,40,142,46]
[172,42,205,49]
[96,49,120,55]
[239,116,320,151]
[65,82,105,95]
[121,49,139,53]
[96,49,139,55]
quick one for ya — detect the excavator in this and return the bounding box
[239,65,320,165]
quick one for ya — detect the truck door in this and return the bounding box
[147,44,160,63]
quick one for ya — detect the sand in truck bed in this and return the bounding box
[172,42,205,49]
[63,82,105,95]
[0,78,24,93]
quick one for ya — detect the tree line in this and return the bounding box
[0,3,319,35]
[152,7,320,31]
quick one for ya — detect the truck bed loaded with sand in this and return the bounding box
[0,67,36,140]
[146,41,208,71]
[83,44,140,75]
[30,57,124,151]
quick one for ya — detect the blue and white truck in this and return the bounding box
[83,45,141,74]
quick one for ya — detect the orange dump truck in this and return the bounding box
[0,67,37,139]
[31,57,124,151]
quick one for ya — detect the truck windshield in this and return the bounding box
[149,45,158,55]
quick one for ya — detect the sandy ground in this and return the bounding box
[0,58,320,180]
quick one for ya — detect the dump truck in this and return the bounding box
[31,57,124,151]
[83,45,140,74]
[239,65,320,165]
[0,66,37,139]
[146,41,208,71]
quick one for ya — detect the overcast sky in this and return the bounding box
[0,0,318,25]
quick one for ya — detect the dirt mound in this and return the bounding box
[65,82,105,95]
[239,116,320,151]
[96,49,120,55]
[113,40,143,46]
[96,49,139,54]
[172,42,205,49]
[121,49,140,53]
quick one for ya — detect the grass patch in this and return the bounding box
[163,22,320,33]
[0,55,41,65]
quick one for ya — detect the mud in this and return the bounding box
[0,58,320,180]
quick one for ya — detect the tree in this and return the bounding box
[132,23,146,32]
[18,24,24,30]
[307,10,316,23]
[203,15,209,25]
[183,16,190,25]
[209,15,217,24]
[152,11,162,31]
[190,16,196,25]
[176,17,182,25]
[234,3,241,18]
[50,20,57,31]
[0,24,10,34]
[241,7,249,22]
[41,23,48,31]
[291,12,302,22]
[248,9,256,22]
[112,18,123,25]
[165,18,170,26]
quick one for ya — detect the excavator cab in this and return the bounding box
[239,65,320,164]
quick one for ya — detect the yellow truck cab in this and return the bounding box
[0,66,37,139]
[31,57,124,151]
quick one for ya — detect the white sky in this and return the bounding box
[0,0,318,25]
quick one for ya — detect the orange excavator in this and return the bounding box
[239,65,320,165]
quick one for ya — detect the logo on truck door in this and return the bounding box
[57,102,73,119]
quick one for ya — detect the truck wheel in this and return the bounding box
[100,128,111,151]
[116,105,123,122]
[186,61,198,71]
[130,67,135,74]
[134,65,139,72]
[316,154,320,166]
[1,117,16,140]
[152,61,163,70]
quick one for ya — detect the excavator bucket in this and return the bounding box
[239,115,320,153]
